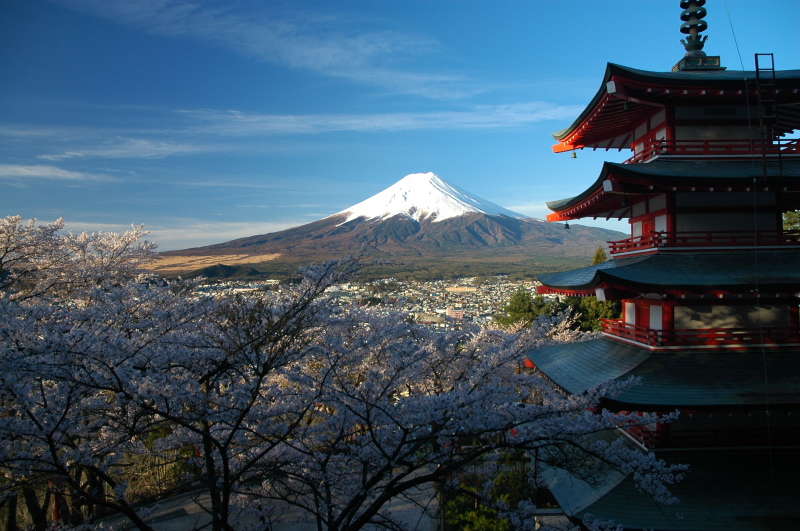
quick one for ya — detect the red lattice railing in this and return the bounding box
[608,230,800,254]
[623,138,800,164]
[600,319,800,347]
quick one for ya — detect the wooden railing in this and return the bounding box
[623,138,800,164]
[608,230,800,254]
[601,319,800,347]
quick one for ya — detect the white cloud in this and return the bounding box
[0,164,113,182]
[178,102,584,136]
[38,138,203,160]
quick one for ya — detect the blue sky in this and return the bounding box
[2,0,798,250]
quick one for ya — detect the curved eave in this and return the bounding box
[552,63,800,153]
[546,158,800,221]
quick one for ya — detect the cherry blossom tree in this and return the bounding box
[0,216,174,529]
[250,313,682,531]
[0,216,685,531]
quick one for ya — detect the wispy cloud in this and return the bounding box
[0,164,114,182]
[38,137,204,160]
[56,0,474,99]
[179,102,583,136]
[7,102,582,164]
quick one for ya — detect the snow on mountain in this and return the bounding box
[332,172,527,224]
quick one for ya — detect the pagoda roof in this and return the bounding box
[536,250,800,295]
[545,158,800,221]
[545,447,800,530]
[526,338,800,409]
[552,63,800,152]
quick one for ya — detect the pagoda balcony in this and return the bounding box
[608,229,800,255]
[600,319,800,348]
[623,138,800,165]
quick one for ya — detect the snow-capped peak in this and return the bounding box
[332,172,527,224]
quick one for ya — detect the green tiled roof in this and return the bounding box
[536,250,800,293]
[526,338,800,408]
[526,339,652,394]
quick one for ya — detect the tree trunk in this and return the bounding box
[2,491,18,531]
[21,486,47,531]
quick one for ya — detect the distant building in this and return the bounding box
[445,306,465,320]
[446,286,478,293]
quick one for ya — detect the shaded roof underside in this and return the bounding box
[553,63,800,152]
[526,338,800,408]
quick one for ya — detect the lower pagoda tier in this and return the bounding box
[526,338,800,410]
[544,448,800,531]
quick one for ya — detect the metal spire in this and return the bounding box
[672,0,725,71]
[680,0,708,57]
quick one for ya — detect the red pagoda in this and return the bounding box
[527,1,800,528]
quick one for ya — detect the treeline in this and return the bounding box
[179,257,593,283]
[495,289,620,332]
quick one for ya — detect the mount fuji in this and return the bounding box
[333,172,528,224]
[154,173,624,279]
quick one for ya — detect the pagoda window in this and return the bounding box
[674,192,779,233]
[673,124,759,142]
[676,192,775,208]
[675,211,777,233]
[622,297,662,329]
[674,106,758,121]
[650,304,663,330]
[630,195,669,240]
[624,302,636,325]
[673,304,790,330]
[675,192,775,209]
[631,221,668,242]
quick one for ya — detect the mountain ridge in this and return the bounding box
[152,173,624,279]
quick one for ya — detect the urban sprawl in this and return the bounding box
[201,277,544,330]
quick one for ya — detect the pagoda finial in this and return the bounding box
[679,0,708,57]
[672,0,724,71]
